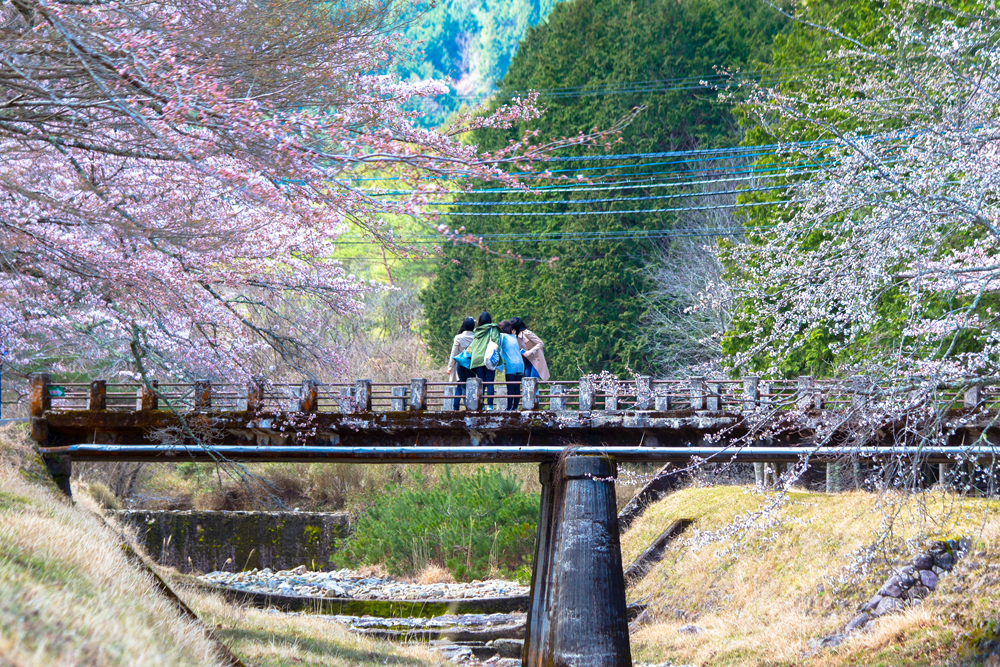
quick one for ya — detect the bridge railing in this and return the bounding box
[27,373,997,416]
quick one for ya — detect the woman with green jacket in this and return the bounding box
[466,311,500,409]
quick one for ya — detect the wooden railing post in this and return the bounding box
[409,378,427,412]
[391,386,408,411]
[851,375,869,407]
[689,376,705,410]
[137,380,159,411]
[521,377,539,411]
[743,376,760,409]
[654,386,671,411]
[706,381,721,412]
[337,386,355,413]
[29,373,51,417]
[247,377,264,413]
[194,380,211,410]
[578,378,595,412]
[635,376,652,410]
[299,379,318,413]
[466,377,482,411]
[355,379,372,412]
[550,384,566,411]
[89,380,106,411]
[965,383,982,409]
[797,376,814,410]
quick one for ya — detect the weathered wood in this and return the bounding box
[966,384,982,409]
[409,379,427,412]
[194,380,211,410]
[689,376,705,410]
[29,373,51,418]
[578,378,595,412]
[623,519,692,587]
[851,375,869,407]
[391,386,408,412]
[138,380,159,411]
[743,376,760,407]
[706,382,721,412]
[523,455,630,666]
[299,379,319,413]
[521,377,539,411]
[466,378,482,412]
[549,384,566,411]
[797,376,815,410]
[247,377,264,413]
[355,380,372,412]
[89,380,106,411]
[635,376,652,410]
[337,386,354,413]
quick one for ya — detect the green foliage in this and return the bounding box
[421,0,789,378]
[397,0,562,127]
[723,0,993,377]
[333,468,538,582]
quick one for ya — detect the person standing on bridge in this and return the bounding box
[510,317,549,381]
[448,317,476,410]
[467,311,501,409]
[497,320,525,410]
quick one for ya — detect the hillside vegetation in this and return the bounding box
[0,425,446,667]
[421,0,790,378]
[624,485,1000,666]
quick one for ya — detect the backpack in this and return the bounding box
[484,338,502,371]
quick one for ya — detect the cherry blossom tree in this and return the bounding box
[0,0,602,387]
[712,2,1000,479]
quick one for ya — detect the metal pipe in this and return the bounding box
[38,443,1000,464]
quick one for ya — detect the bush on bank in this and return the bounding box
[334,467,538,582]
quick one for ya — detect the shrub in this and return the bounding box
[334,468,538,582]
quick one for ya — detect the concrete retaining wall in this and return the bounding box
[112,510,350,573]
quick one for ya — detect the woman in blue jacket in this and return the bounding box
[497,320,525,410]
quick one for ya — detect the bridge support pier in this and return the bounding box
[523,454,631,667]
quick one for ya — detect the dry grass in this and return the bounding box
[415,563,457,585]
[0,424,453,667]
[625,484,1000,666]
[0,424,224,666]
[184,588,447,667]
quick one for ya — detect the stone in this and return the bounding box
[860,595,882,613]
[819,634,844,648]
[906,585,930,600]
[487,639,523,658]
[936,552,956,570]
[913,553,934,570]
[878,581,902,598]
[291,565,307,575]
[845,613,870,632]
[919,569,939,590]
[874,596,906,617]
[678,624,704,635]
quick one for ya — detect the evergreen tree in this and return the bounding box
[422,0,788,378]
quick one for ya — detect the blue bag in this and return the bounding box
[453,349,472,369]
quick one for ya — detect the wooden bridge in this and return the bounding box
[26,372,1000,667]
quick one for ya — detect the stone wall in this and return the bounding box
[112,510,351,573]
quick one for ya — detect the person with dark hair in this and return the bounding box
[447,317,476,410]
[466,311,501,409]
[510,317,549,381]
[497,320,525,410]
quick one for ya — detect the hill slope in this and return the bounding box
[623,485,1000,666]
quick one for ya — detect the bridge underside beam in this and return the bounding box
[38,443,1000,464]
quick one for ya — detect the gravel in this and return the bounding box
[199,566,528,601]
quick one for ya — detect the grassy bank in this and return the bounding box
[0,424,446,667]
[624,485,1000,666]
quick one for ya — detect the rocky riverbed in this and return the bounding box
[199,566,528,600]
